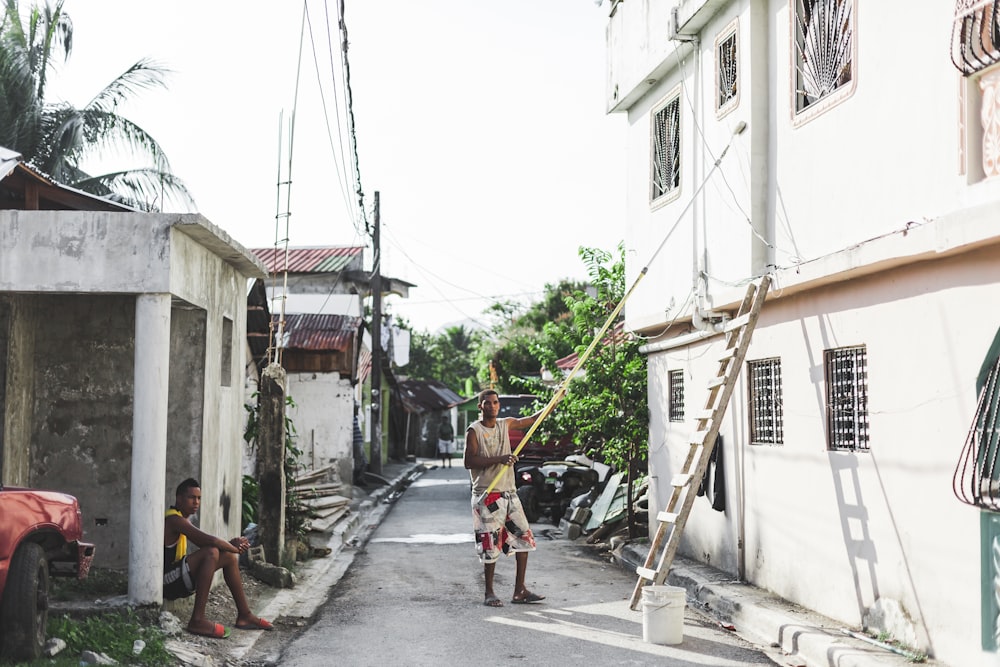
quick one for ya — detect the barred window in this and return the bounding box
[793,0,855,115]
[669,370,685,422]
[651,92,681,203]
[951,0,1000,75]
[748,358,783,445]
[716,22,739,116]
[824,345,869,451]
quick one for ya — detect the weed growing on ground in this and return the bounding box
[38,609,172,666]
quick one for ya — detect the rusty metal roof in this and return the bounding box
[277,312,362,351]
[251,246,364,274]
[396,379,464,413]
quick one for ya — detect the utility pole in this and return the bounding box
[369,191,383,475]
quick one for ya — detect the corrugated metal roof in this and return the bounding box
[251,246,364,274]
[396,379,464,413]
[277,312,361,351]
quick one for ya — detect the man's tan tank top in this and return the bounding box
[468,418,515,494]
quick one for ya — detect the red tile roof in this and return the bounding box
[251,246,364,274]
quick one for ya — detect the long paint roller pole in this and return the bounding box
[475,120,748,504]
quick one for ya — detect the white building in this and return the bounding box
[608,1,1000,664]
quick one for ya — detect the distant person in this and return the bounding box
[164,478,273,638]
[464,389,559,607]
[438,417,456,468]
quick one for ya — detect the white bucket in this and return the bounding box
[641,585,686,645]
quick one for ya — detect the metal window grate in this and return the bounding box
[953,350,1000,510]
[718,31,738,111]
[793,0,854,112]
[748,358,783,445]
[651,96,680,201]
[669,369,685,422]
[824,346,869,451]
[951,0,1000,75]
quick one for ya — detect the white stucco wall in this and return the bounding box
[609,2,1000,664]
[286,372,355,488]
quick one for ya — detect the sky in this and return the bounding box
[48,0,627,332]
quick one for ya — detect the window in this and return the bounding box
[953,339,1000,511]
[748,358,783,445]
[951,0,1000,75]
[669,370,685,422]
[792,0,855,120]
[221,317,233,387]
[824,345,869,451]
[651,90,681,204]
[716,20,739,117]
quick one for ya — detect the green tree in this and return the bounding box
[530,244,648,474]
[0,0,193,210]
[398,318,482,395]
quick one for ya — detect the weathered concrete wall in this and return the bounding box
[0,296,36,487]
[165,306,206,511]
[30,294,134,566]
[286,372,354,487]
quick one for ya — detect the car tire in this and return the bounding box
[0,542,49,662]
[517,486,540,523]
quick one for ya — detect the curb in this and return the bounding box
[229,463,426,662]
[619,544,935,667]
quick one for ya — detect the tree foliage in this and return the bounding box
[526,244,648,472]
[0,0,194,210]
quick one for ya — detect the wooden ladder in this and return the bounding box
[629,275,771,610]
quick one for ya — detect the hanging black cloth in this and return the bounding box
[697,435,726,512]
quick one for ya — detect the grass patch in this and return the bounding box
[39,609,169,666]
[50,568,128,601]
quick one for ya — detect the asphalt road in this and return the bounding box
[271,464,779,666]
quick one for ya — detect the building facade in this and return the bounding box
[608,1,1000,664]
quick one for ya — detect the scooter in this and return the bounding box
[515,459,601,524]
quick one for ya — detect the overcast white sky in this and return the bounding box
[49,0,626,332]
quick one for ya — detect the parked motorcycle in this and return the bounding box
[515,459,601,524]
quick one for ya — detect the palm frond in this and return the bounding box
[85,57,169,113]
[73,167,195,213]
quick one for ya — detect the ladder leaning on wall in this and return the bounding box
[629,274,771,610]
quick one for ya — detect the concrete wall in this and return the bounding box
[0,210,263,574]
[647,239,1000,665]
[286,372,354,488]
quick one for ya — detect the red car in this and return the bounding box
[498,394,574,462]
[0,485,95,661]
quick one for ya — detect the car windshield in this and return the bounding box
[498,396,536,419]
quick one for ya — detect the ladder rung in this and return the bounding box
[690,430,709,446]
[657,511,679,523]
[707,375,727,389]
[636,566,659,581]
[671,473,692,487]
[718,346,737,362]
[694,409,715,421]
[723,313,750,332]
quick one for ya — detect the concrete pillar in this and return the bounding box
[258,362,287,566]
[128,294,171,605]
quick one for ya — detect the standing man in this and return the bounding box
[464,389,556,607]
[164,478,273,638]
[437,416,456,468]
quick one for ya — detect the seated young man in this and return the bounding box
[164,478,273,638]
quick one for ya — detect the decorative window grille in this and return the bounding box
[824,346,869,451]
[669,370,685,422]
[951,0,1000,75]
[651,93,680,203]
[954,348,1000,510]
[716,24,739,115]
[793,0,854,114]
[748,358,783,445]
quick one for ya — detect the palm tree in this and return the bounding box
[0,0,193,211]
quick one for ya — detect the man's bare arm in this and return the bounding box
[463,429,516,469]
[167,515,246,554]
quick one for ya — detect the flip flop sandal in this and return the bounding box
[511,592,545,604]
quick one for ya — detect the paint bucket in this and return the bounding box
[641,585,686,645]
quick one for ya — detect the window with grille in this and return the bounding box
[669,369,685,422]
[951,0,1000,75]
[953,335,1000,511]
[824,345,869,451]
[651,92,680,204]
[793,0,855,117]
[716,21,739,117]
[748,358,783,445]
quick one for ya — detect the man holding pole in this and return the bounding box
[464,389,557,607]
